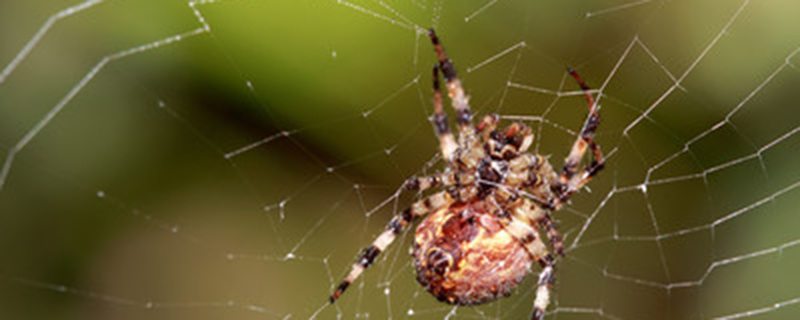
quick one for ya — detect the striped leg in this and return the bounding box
[562,68,603,179]
[404,170,457,192]
[508,122,534,154]
[510,198,564,257]
[502,213,549,260]
[532,258,555,320]
[432,65,459,162]
[429,29,473,133]
[476,114,499,136]
[557,69,605,206]
[329,191,454,304]
[538,212,564,256]
[496,208,556,320]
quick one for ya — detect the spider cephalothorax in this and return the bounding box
[329,29,604,320]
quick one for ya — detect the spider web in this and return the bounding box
[1,0,800,319]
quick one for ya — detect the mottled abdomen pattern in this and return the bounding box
[413,202,533,305]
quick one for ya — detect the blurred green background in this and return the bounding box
[2,0,800,319]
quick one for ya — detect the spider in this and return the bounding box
[329,29,604,320]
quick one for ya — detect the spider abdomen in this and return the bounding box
[413,202,533,305]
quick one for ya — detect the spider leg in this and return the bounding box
[404,170,457,193]
[410,66,463,191]
[557,69,605,206]
[538,212,564,256]
[502,211,549,259]
[491,200,555,320]
[510,197,564,257]
[507,156,567,257]
[432,65,459,162]
[429,29,487,170]
[532,259,555,320]
[476,114,499,136]
[510,122,534,154]
[329,191,454,304]
[428,29,473,134]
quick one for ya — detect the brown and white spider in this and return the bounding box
[329,29,604,320]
